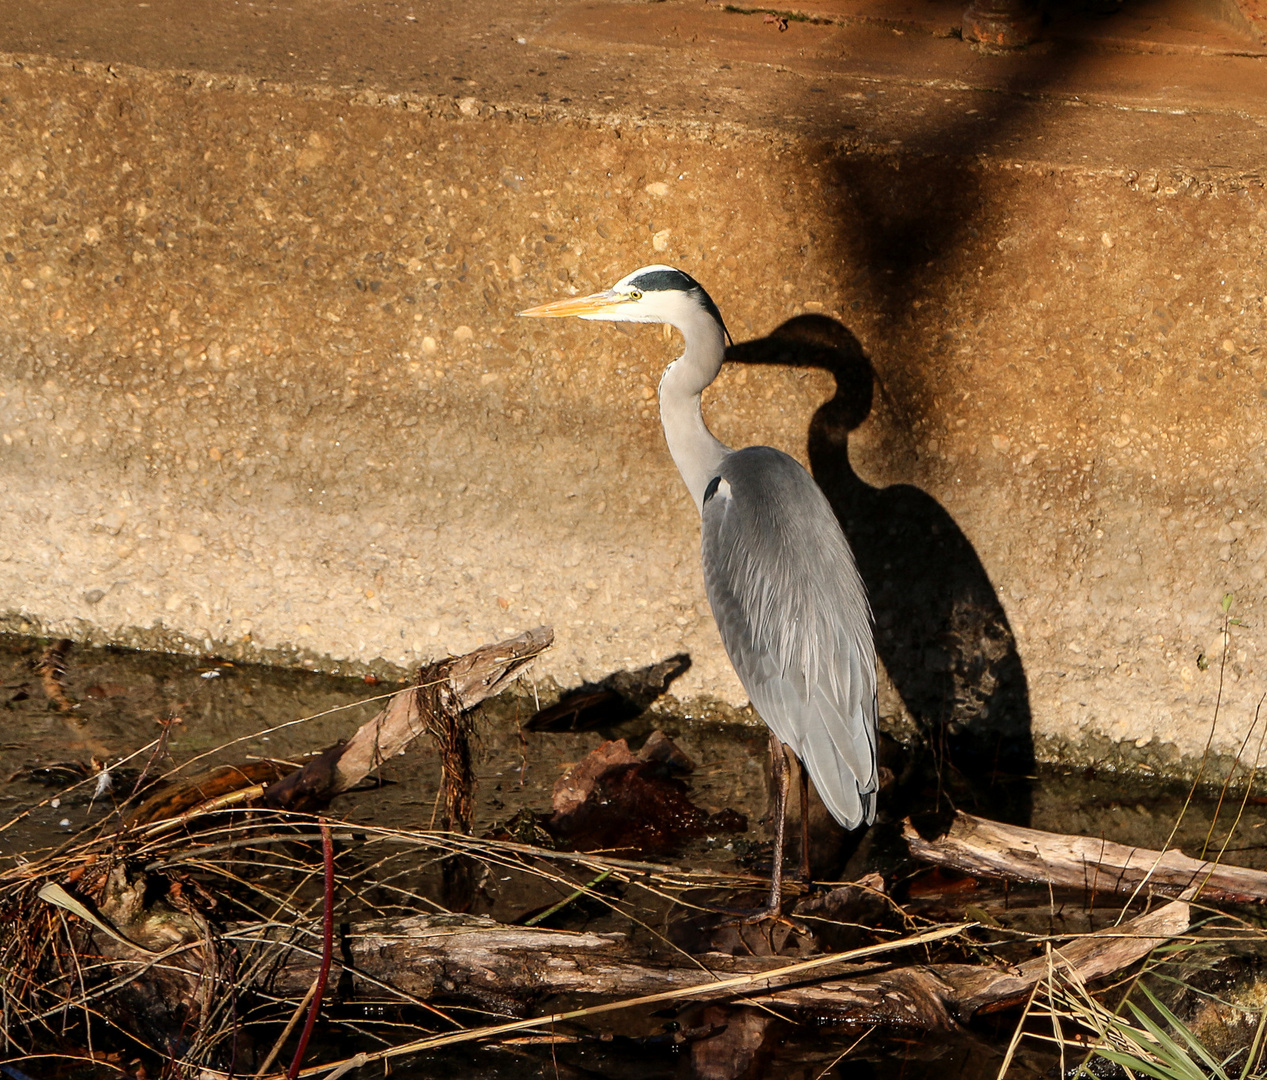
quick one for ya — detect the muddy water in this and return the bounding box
[0,634,775,865]
[3,634,1266,1080]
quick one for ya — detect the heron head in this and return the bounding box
[518,264,730,341]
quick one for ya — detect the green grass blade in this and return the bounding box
[1096,1048,1187,1080]
[1117,1006,1209,1080]
[1237,1009,1267,1080]
[1135,987,1226,1077]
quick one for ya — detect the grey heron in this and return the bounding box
[519,265,878,917]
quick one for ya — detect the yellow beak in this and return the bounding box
[516,289,623,318]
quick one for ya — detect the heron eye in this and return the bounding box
[628,289,643,301]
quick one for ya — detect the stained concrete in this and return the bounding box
[1,0,1267,776]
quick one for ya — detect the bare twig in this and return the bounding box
[253,980,317,1080]
[287,822,334,1080]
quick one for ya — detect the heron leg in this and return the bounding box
[744,732,790,922]
[797,763,812,884]
[708,735,803,928]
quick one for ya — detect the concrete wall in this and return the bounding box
[2,19,1266,775]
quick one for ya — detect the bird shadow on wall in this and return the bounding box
[728,316,1034,827]
[792,26,1134,832]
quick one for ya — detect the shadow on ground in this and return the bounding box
[525,653,692,732]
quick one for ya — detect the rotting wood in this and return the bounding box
[903,811,1267,903]
[35,637,77,712]
[257,626,553,811]
[129,761,292,827]
[186,898,1186,1029]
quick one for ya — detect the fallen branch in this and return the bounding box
[130,761,291,834]
[287,922,972,1075]
[903,811,1267,903]
[258,626,552,810]
[703,901,1189,1026]
[940,897,1190,1016]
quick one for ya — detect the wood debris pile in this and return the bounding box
[1,626,1256,1079]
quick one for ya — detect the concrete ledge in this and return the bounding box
[2,1,1267,775]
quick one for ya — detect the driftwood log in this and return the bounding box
[219,898,1188,1030]
[904,811,1267,903]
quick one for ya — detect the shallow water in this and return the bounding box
[8,634,1266,865]
[3,633,1266,1080]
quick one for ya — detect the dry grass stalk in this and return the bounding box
[3,800,1196,1077]
[0,628,556,1071]
[0,621,1218,1078]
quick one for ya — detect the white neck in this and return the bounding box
[657,304,730,513]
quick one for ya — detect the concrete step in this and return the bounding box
[1,0,1265,778]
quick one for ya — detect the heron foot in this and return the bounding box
[741,906,808,934]
[705,899,808,933]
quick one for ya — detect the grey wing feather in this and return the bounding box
[700,446,878,829]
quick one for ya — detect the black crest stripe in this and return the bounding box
[629,268,731,345]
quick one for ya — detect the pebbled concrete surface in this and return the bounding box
[2,0,1267,776]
